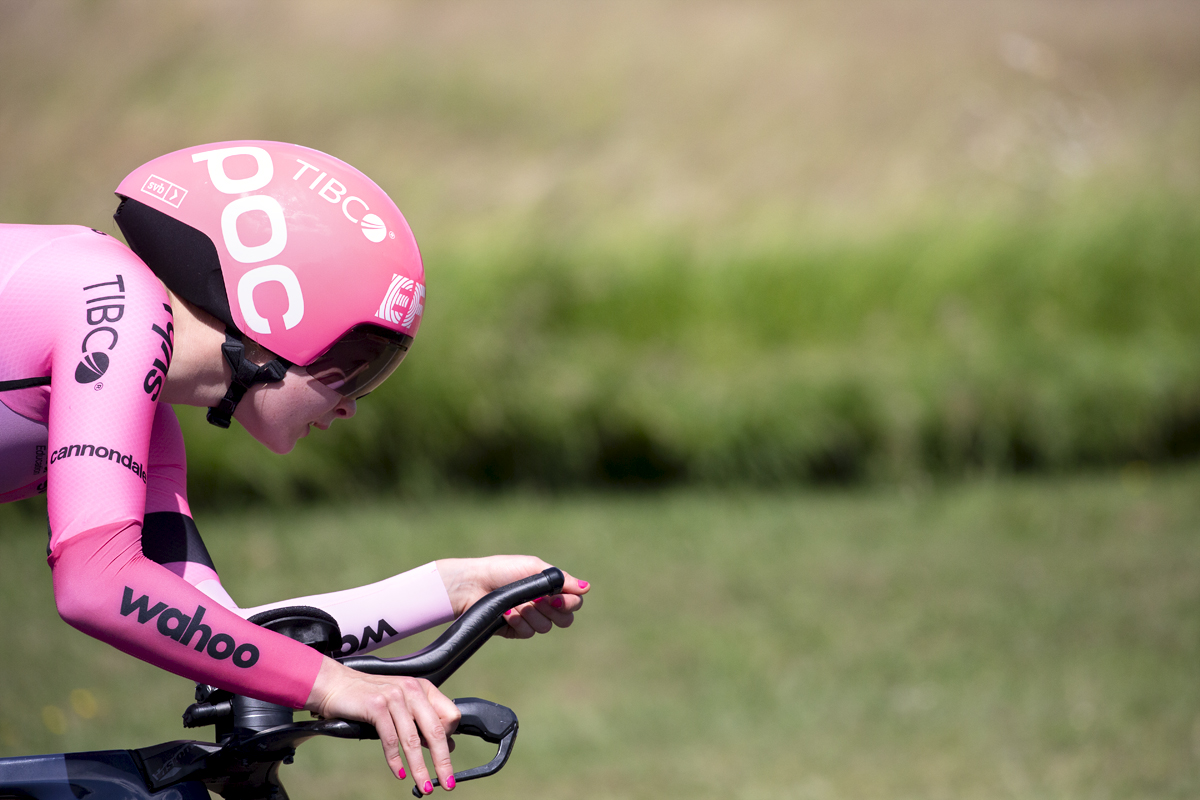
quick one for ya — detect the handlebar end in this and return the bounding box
[543,566,565,594]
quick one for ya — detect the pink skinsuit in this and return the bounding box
[0,225,453,708]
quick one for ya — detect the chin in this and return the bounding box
[245,426,298,455]
[267,436,298,455]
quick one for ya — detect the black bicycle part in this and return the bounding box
[134,719,374,798]
[163,567,562,798]
[244,605,343,653]
[339,566,565,685]
[183,606,343,742]
[0,749,210,800]
[412,698,518,798]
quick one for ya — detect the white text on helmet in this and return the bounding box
[191,145,304,335]
[293,159,384,238]
[192,147,274,194]
[238,265,305,334]
[221,195,287,264]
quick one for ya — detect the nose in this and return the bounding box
[335,396,357,419]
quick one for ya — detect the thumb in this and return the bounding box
[554,570,591,595]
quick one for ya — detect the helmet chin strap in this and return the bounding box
[207,332,292,429]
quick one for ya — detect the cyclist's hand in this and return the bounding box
[307,658,461,791]
[435,555,590,639]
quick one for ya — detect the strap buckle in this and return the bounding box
[206,333,290,428]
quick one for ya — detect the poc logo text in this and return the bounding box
[192,147,304,336]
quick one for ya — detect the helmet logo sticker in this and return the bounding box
[192,147,274,193]
[221,195,288,264]
[191,144,308,337]
[376,274,424,327]
[294,159,390,244]
[360,213,387,243]
[403,282,425,328]
[140,174,187,208]
[238,265,305,335]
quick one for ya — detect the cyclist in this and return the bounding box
[0,141,589,794]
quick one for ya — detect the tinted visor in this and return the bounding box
[305,324,413,399]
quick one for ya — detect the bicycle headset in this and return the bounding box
[113,141,426,427]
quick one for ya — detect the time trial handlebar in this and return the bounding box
[336,566,565,686]
[167,567,568,798]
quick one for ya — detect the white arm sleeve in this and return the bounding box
[239,562,455,655]
[177,561,455,656]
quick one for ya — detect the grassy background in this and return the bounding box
[2,468,1198,798]
[2,5,1199,797]
[1,1,1198,497]
[179,194,1200,501]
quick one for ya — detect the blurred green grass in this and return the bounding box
[176,191,1200,500]
[2,468,1198,798]
[1,2,1198,495]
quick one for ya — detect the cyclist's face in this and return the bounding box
[234,366,357,454]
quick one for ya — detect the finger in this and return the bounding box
[418,733,458,753]
[549,593,584,613]
[545,608,575,629]
[518,603,553,634]
[502,608,536,638]
[556,570,591,595]
[409,690,456,791]
[530,597,573,628]
[542,595,579,625]
[391,699,432,793]
[372,703,408,781]
[424,684,462,737]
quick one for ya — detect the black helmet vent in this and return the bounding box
[114,197,239,334]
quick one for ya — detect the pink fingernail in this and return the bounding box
[551,596,563,608]
[504,609,512,616]
[424,780,434,793]
[534,596,545,603]
[446,775,457,790]
[578,581,589,590]
[399,767,406,779]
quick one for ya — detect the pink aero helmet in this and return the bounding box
[114,142,425,424]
